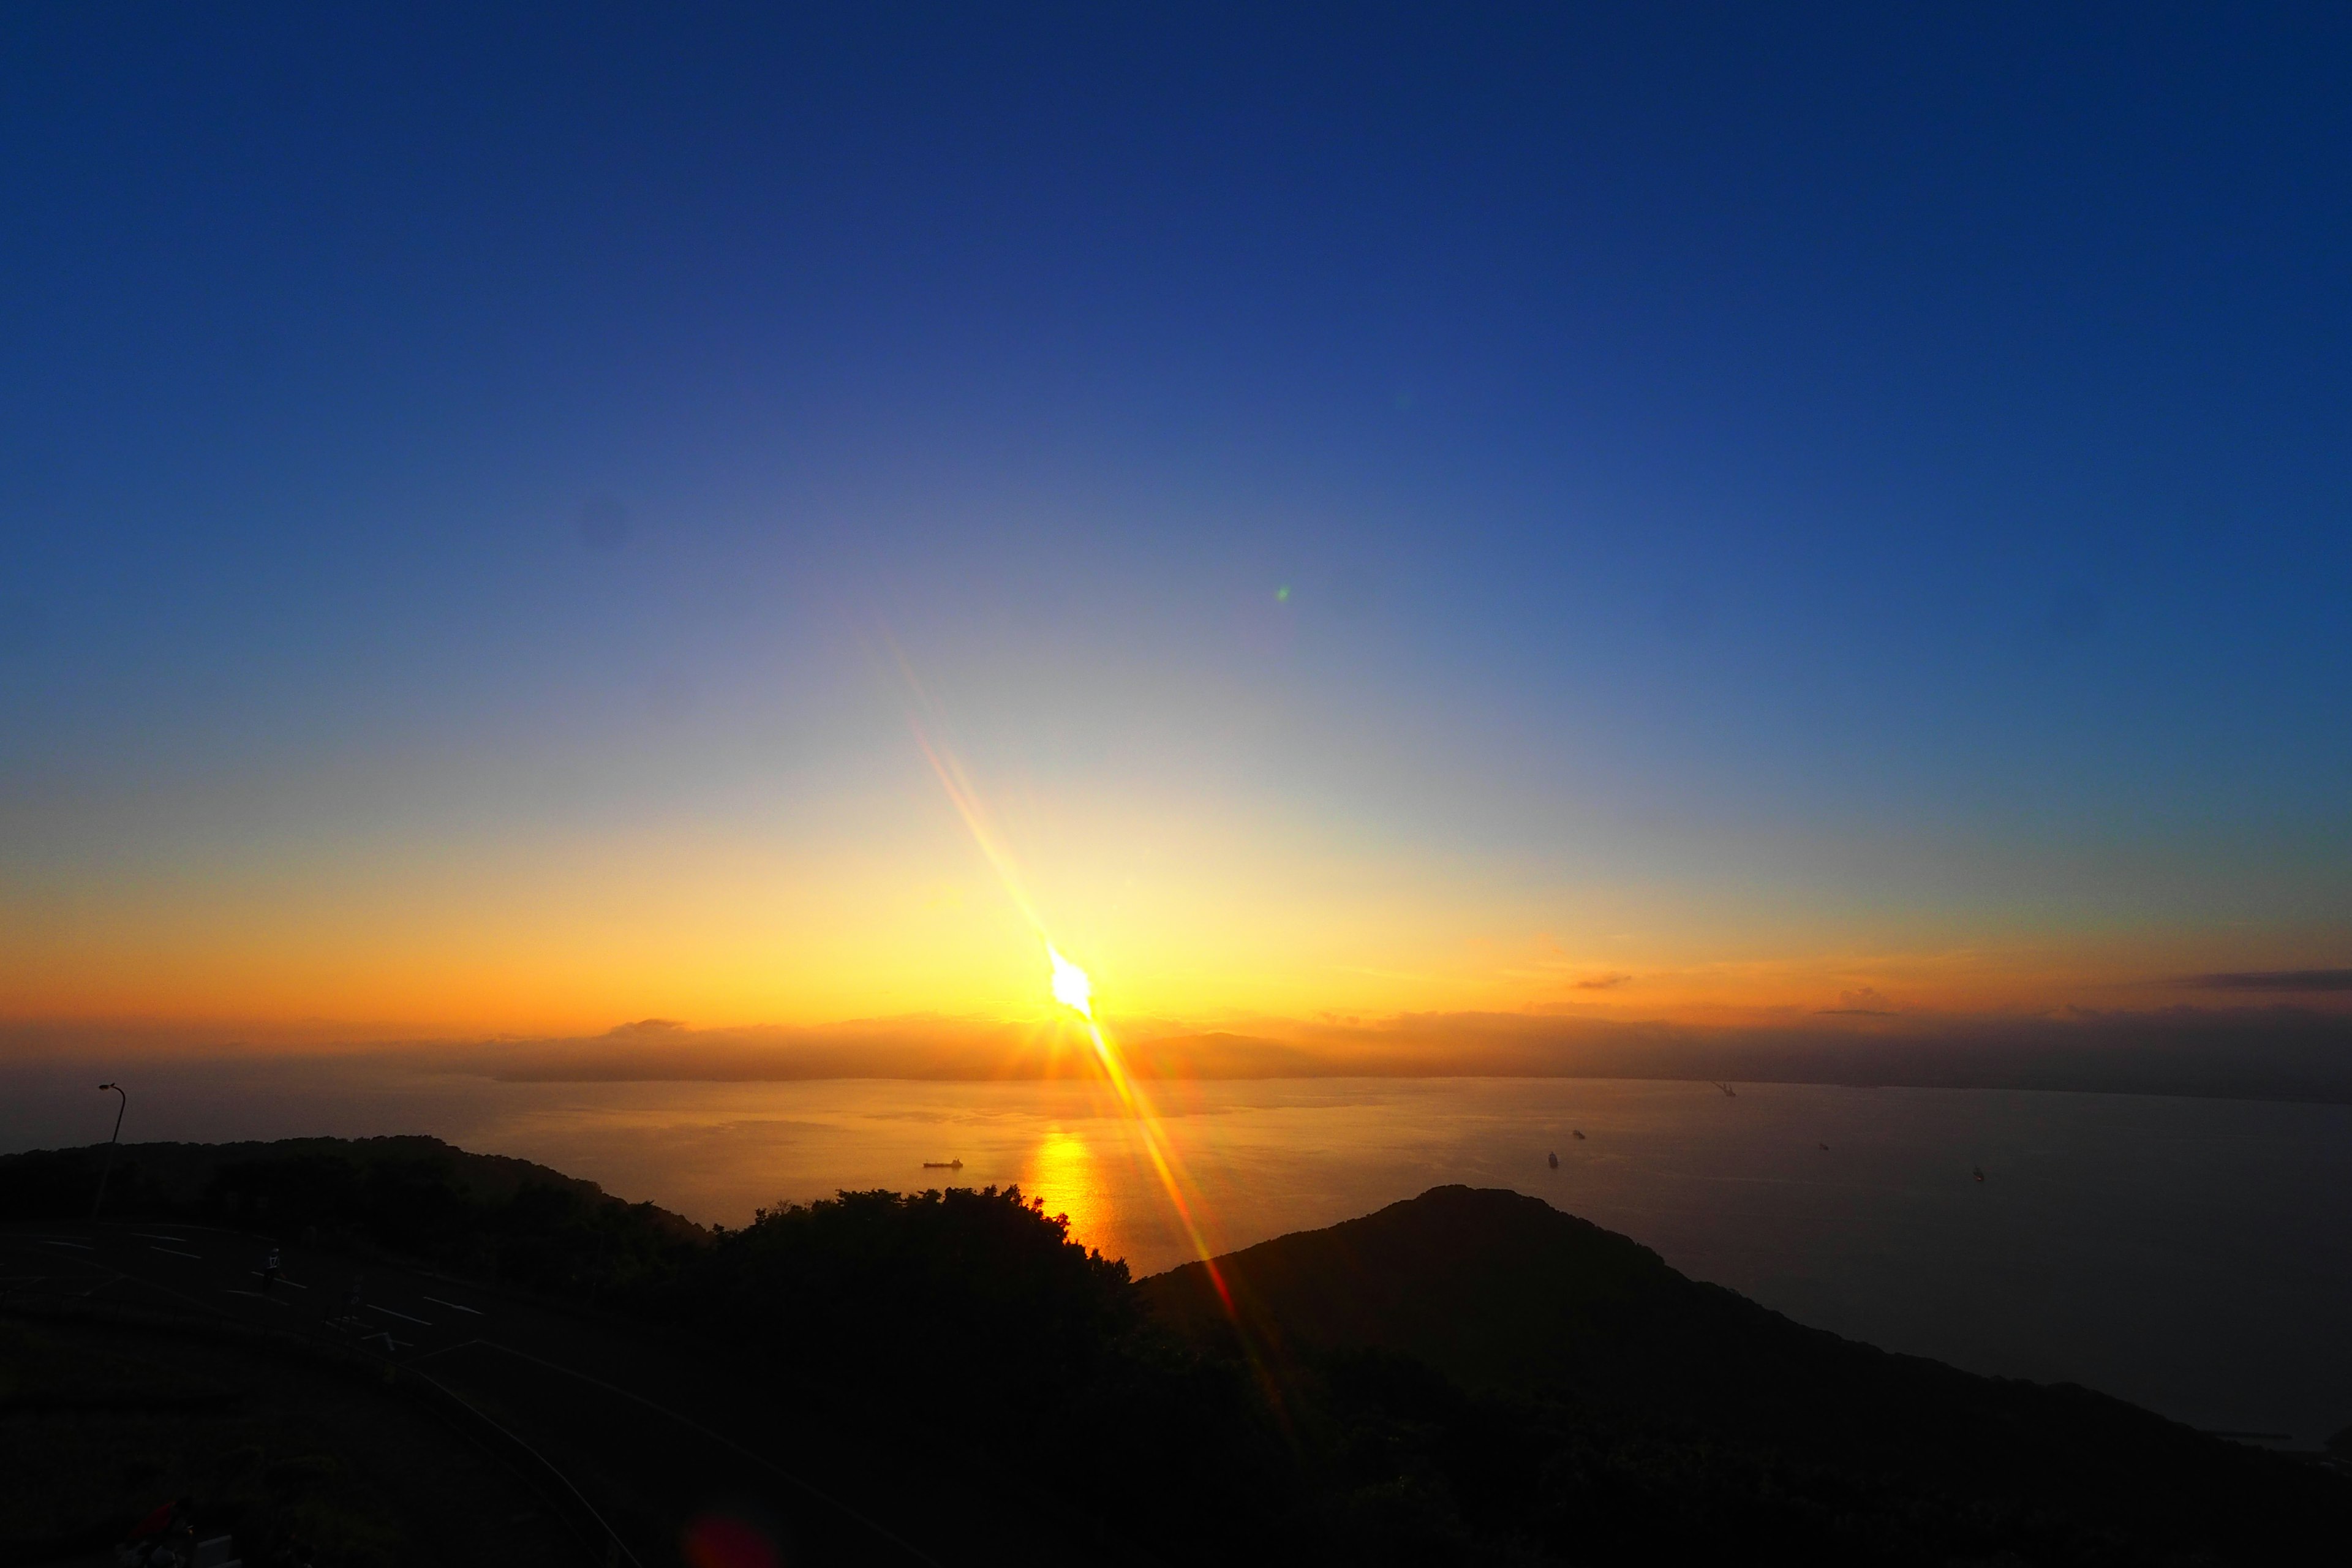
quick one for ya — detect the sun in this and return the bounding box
[1047,944,1093,1020]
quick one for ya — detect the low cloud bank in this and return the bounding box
[9,1006,2351,1104]
[440,1005,2352,1104]
[2185,967,2352,993]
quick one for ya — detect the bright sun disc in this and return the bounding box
[1048,945,1093,1019]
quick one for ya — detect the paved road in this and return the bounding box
[0,1221,943,1568]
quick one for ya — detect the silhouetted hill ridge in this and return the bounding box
[0,1136,704,1297]
[1142,1184,2350,1561]
[11,1145,2347,1561]
[1147,1183,1905,1415]
[2,1134,622,1204]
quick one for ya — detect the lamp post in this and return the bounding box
[90,1082,127,1223]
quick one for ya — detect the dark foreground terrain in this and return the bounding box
[1144,1185,2352,1564]
[0,1313,575,1568]
[3,1138,2346,1566]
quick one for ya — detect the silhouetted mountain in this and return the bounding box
[0,1136,703,1297]
[1142,1185,2350,1564]
[11,1145,2345,1564]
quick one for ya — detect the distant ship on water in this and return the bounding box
[922,1159,965,1169]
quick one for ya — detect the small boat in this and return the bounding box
[1547,1152,1559,1169]
[1571,1129,1585,1140]
[1972,1166,1985,1183]
[1818,1142,1830,1152]
[1713,1081,1737,1098]
[921,1159,965,1169]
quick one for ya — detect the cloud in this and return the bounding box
[12,1004,2352,1104]
[1572,973,1632,990]
[1820,987,1895,1016]
[2184,968,2352,993]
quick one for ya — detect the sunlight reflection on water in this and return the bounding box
[1019,1127,1108,1246]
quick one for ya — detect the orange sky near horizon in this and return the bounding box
[6,741,2336,1047]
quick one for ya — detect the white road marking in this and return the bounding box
[150,1246,204,1259]
[31,1238,93,1250]
[133,1233,190,1243]
[367,1303,433,1326]
[422,1295,482,1314]
[252,1271,309,1289]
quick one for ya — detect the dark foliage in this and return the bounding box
[659,1185,1136,1419]
[647,1186,1288,1559]
[1273,1347,2104,1566]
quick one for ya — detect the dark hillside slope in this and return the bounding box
[0,1137,703,1297]
[1142,1185,2352,1564]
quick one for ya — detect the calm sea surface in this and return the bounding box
[7,1063,2350,1444]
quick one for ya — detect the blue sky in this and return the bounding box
[4,5,2348,1033]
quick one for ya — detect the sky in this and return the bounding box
[4,4,2350,1051]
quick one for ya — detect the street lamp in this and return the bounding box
[90,1082,127,1223]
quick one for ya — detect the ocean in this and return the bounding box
[6,1061,2348,1446]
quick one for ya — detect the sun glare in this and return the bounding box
[910,712,1233,1311]
[1048,944,1093,1020]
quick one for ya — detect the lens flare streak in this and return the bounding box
[907,707,1235,1311]
[1055,952,1235,1313]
